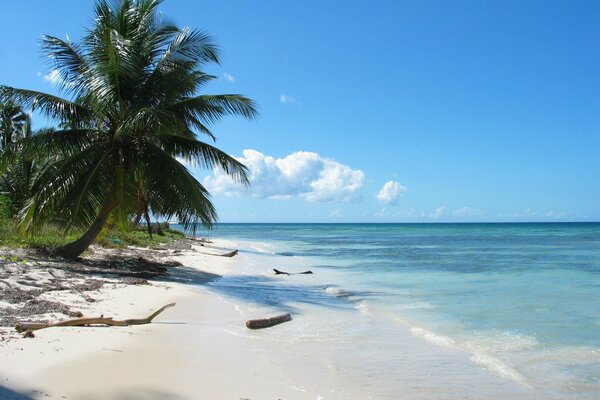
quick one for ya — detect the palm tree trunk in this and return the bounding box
[144,206,153,239]
[53,200,117,258]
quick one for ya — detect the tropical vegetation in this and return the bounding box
[0,0,256,258]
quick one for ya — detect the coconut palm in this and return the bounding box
[0,102,31,151]
[0,0,257,258]
[0,123,51,219]
[0,103,37,217]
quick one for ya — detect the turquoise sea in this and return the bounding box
[186,223,600,398]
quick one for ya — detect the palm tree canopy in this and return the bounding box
[0,0,257,236]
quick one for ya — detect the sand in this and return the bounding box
[0,239,322,399]
[0,238,541,400]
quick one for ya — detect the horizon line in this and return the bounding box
[166,221,600,225]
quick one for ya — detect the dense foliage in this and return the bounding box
[0,0,256,257]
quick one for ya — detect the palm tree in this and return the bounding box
[0,102,31,151]
[0,102,36,217]
[0,124,50,219]
[0,0,257,258]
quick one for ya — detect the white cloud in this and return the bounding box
[223,72,235,82]
[451,206,485,219]
[204,149,364,203]
[497,208,572,220]
[280,94,297,104]
[433,206,446,219]
[376,180,407,205]
[43,69,61,86]
[543,210,568,218]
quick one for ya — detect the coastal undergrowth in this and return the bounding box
[0,219,184,250]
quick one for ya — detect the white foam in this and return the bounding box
[234,304,246,317]
[411,326,457,348]
[469,353,530,387]
[243,240,276,254]
[468,330,538,352]
[325,286,342,296]
[324,286,355,300]
[355,301,370,315]
[410,326,531,387]
[401,301,436,310]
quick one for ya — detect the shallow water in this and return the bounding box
[178,223,600,399]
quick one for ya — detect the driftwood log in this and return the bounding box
[220,249,238,257]
[273,268,313,275]
[15,303,176,337]
[246,313,292,329]
[196,249,239,257]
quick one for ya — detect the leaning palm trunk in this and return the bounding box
[53,200,118,258]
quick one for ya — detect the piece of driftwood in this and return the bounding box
[15,303,176,337]
[196,249,238,257]
[220,249,238,257]
[246,313,292,329]
[273,268,313,275]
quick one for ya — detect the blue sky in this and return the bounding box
[1,1,598,222]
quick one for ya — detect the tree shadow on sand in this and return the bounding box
[0,386,34,400]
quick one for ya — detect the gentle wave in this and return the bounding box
[400,301,436,310]
[324,286,352,298]
[410,326,531,386]
[276,251,296,257]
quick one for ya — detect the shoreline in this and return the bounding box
[1,236,543,399]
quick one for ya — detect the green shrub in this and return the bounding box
[0,195,13,219]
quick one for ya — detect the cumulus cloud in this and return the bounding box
[280,94,297,104]
[376,181,407,205]
[43,69,61,86]
[203,149,364,203]
[223,72,235,82]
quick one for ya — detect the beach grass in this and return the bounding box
[96,228,185,249]
[0,218,184,249]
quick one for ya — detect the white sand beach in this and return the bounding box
[0,238,541,399]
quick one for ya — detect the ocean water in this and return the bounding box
[184,223,600,399]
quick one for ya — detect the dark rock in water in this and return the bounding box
[276,252,295,257]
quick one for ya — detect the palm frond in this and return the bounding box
[41,36,92,96]
[22,143,114,230]
[139,143,218,231]
[158,134,249,184]
[167,94,258,129]
[0,87,94,123]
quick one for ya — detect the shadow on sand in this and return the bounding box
[0,386,188,400]
[0,386,33,400]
